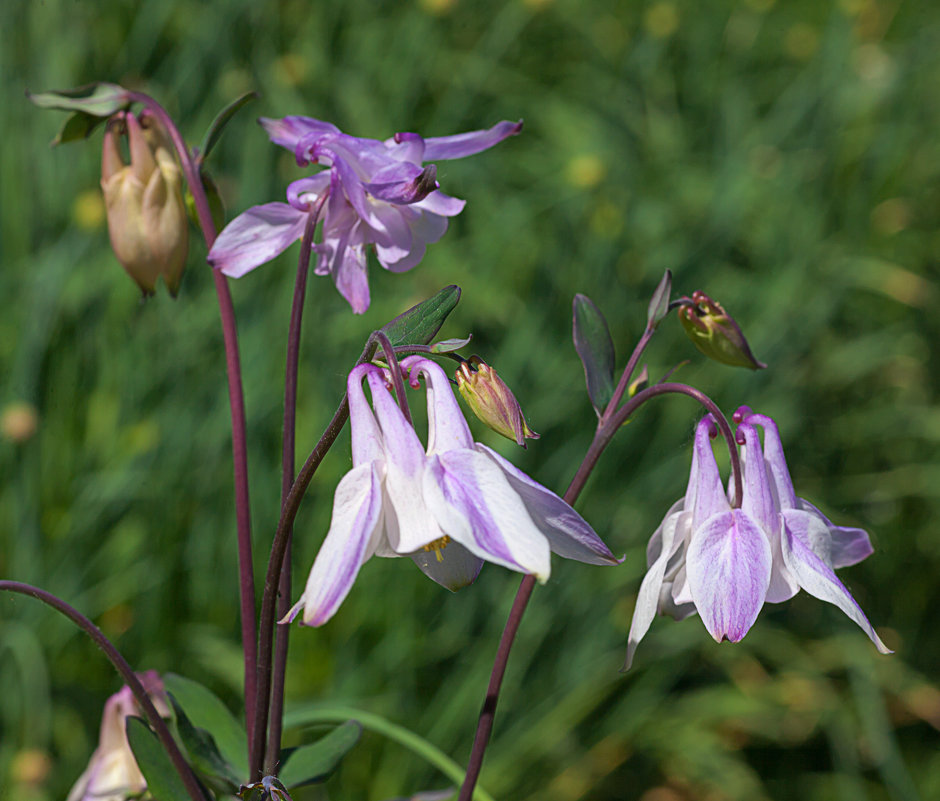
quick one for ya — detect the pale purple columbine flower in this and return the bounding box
[625,411,889,668]
[207,118,522,313]
[286,356,617,626]
[66,671,169,801]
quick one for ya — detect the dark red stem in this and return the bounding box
[127,91,257,763]
[0,581,207,801]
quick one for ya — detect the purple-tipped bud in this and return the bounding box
[678,291,766,370]
[455,356,539,447]
[100,112,189,296]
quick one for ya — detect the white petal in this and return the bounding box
[624,514,681,669]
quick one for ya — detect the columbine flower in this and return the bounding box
[208,118,522,313]
[625,411,889,668]
[286,356,617,626]
[101,112,189,296]
[66,671,169,801]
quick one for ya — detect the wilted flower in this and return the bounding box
[286,356,617,626]
[208,117,522,313]
[101,112,189,296]
[66,671,169,801]
[625,410,889,668]
[678,291,766,370]
[455,356,539,447]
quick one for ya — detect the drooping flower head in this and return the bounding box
[625,410,889,668]
[208,118,522,313]
[286,356,617,626]
[66,671,169,801]
[101,112,189,296]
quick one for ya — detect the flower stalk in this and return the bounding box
[127,91,258,763]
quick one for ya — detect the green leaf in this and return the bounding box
[430,335,471,354]
[168,692,243,791]
[572,293,616,416]
[185,170,226,233]
[50,111,109,145]
[125,716,193,801]
[27,82,131,116]
[381,285,460,347]
[647,269,672,328]
[163,674,248,778]
[197,91,258,163]
[278,720,362,788]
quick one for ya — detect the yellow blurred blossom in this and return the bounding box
[1,402,39,443]
[72,189,106,230]
[784,23,819,60]
[565,153,606,188]
[644,2,679,39]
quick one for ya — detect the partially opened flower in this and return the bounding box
[287,356,617,626]
[66,671,169,801]
[208,118,522,313]
[625,411,889,668]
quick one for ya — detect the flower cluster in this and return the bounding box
[625,408,889,668]
[286,356,618,626]
[208,117,522,313]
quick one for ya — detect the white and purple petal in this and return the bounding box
[423,449,552,580]
[421,120,523,160]
[475,443,619,565]
[687,510,772,643]
[286,463,385,627]
[410,540,484,591]
[780,509,891,653]
[208,203,308,278]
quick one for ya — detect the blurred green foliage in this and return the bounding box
[2,0,939,800]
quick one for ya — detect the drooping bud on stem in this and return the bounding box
[100,111,189,296]
[678,291,766,370]
[455,356,539,447]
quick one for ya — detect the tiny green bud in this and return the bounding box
[679,291,766,370]
[100,112,189,296]
[455,356,539,447]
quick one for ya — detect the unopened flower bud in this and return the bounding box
[678,291,766,370]
[455,356,539,447]
[101,112,189,296]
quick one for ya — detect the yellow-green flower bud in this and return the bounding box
[100,112,189,296]
[455,356,539,447]
[679,291,766,370]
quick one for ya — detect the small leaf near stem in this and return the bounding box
[197,91,258,166]
[647,269,672,328]
[572,294,616,416]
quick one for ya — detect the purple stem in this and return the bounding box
[251,335,380,780]
[602,324,654,423]
[457,382,740,801]
[128,92,258,762]
[375,331,412,424]
[264,199,326,774]
[0,581,207,801]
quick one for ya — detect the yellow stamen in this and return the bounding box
[422,535,451,562]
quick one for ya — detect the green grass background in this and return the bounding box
[1,0,939,799]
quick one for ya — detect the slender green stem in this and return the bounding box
[129,91,258,761]
[0,581,207,801]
